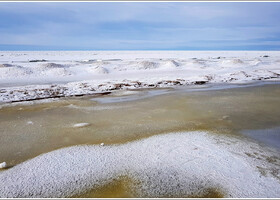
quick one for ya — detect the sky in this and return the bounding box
[0,2,280,51]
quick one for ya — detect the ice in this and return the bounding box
[0,162,6,169]
[73,123,90,128]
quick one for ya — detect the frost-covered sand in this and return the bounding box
[0,131,279,198]
[0,51,280,103]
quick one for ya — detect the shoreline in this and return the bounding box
[1,83,280,165]
[0,81,280,198]
[1,80,280,105]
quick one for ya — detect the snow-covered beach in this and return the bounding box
[0,51,280,103]
[1,131,280,198]
[2,0,280,197]
[0,51,280,198]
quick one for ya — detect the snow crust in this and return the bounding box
[0,131,279,198]
[0,51,280,103]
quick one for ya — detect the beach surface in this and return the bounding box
[0,51,280,198]
[0,51,280,103]
[1,131,280,198]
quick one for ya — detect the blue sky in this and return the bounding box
[0,2,280,50]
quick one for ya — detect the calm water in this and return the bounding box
[0,83,280,169]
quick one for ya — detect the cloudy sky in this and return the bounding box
[0,2,280,50]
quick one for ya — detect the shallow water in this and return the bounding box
[241,127,280,150]
[72,175,224,198]
[0,83,280,169]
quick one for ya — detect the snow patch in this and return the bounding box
[0,162,6,169]
[73,123,90,128]
[87,66,109,74]
[221,59,244,67]
[133,61,159,70]
[27,121,33,125]
[0,65,32,79]
[39,63,66,69]
[0,131,279,198]
[160,60,180,69]
[249,59,262,66]
[35,63,71,76]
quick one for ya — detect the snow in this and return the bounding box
[0,162,6,169]
[0,131,279,198]
[0,65,32,79]
[27,121,33,125]
[73,123,90,128]
[86,65,109,74]
[0,51,280,103]
[0,64,14,68]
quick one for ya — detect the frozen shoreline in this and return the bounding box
[0,51,280,103]
[0,131,279,198]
